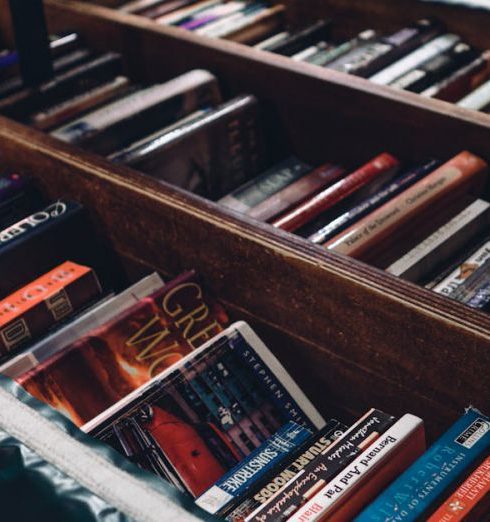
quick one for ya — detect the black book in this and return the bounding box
[264,19,331,56]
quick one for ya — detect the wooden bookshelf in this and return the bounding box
[0,0,488,440]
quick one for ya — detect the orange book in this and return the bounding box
[428,456,490,522]
[325,151,488,260]
[0,261,101,357]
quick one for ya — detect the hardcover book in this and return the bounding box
[355,408,490,521]
[84,322,325,497]
[16,270,229,427]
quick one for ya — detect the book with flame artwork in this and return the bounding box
[16,270,228,426]
[83,322,325,498]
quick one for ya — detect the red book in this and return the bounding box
[272,153,400,232]
[16,270,229,426]
[248,163,345,222]
[428,456,490,522]
[0,261,101,357]
[325,151,488,260]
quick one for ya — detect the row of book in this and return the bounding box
[109,1,490,112]
[0,172,488,521]
[0,33,265,200]
[1,35,488,309]
[221,152,490,311]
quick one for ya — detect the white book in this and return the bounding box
[254,31,290,50]
[288,414,425,522]
[457,78,490,111]
[387,199,490,282]
[156,0,221,25]
[0,273,164,379]
[370,34,460,85]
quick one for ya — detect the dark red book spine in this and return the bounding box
[272,153,400,232]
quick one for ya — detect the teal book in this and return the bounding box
[355,407,490,521]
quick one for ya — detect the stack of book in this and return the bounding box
[0,172,488,520]
[107,0,490,113]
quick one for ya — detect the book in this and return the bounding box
[248,163,345,223]
[246,408,396,522]
[218,157,313,214]
[370,34,461,85]
[390,42,478,93]
[386,199,490,282]
[325,151,488,262]
[355,408,490,521]
[0,200,115,298]
[0,272,165,379]
[0,52,124,121]
[109,95,264,198]
[308,160,439,245]
[262,19,331,57]
[343,18,443,78]
[421,50,490,102]
[272,153,400,233]
[431,239,490,295]
[51,69,222,155]
[225,419,347,521]
[457,78,490,111]
[428,455,490,521]
[326,30,381,73]
[288,414,425,522]
[0,174,44,230]
[84,322,325,496]
[0,261,102,358]
[29,75,131,131]
[195,421,314,515]
[449,258,490,308]
[16,270,229,426]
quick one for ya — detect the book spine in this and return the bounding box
[219,158,312,214]
[0,261,101,356]
[248,164,345,222]
[308,160,438,244]
[386,199,490,282]
[428,455,490,521]
[247,409,395,522]
[457,78,490,111]
[449,258,490,303]
[290,415,425,522]
[370,34,460,85]
[226,420,346,521]
[272,153,400,232]
[195,422,312,515]
[325,151,488,259]
[355,408,490,521]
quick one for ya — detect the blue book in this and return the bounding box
[355,408,490,521]
[195,421,312,515]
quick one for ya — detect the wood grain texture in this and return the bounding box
[0,116,487,436]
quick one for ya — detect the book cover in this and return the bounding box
[196,421,313,515]
[246,408,396,522]
[51,69,222,155]
[0,261,102,358]
[110,95,265,199]
[0,200,115,298]
[289,414,425,522]
[272,153,400,232]
[386,199,490,282]
[449,258,490,308]
[16,270,229,426]
[308,160,439,244]
[326,151,488,261]
[84,322,325,497]
[428,455,490,521]
[226,419,347,522]
[355,408,490,521]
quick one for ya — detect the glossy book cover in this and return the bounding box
[17,270,229,426]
